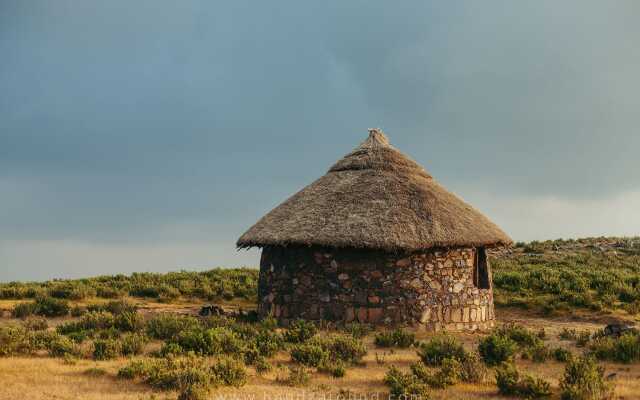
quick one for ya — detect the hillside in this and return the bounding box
[0,237,639,400]
[2,237,639,319]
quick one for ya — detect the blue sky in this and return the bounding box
[1,1,639,281]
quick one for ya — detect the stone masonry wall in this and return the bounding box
[258,245,494,331]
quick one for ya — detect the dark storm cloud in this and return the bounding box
[1,1,639,280]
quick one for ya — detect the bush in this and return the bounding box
[211,357,247,387]
[96,286,126,299]
[22,317,48,331]
[459,352,487,383]
[277,366,311,387]
[291,342,329,367]
[254,330,284,357]
[47,335,80,357]
[118,359,151,379]
[121,333,148,356]
[560,328,578,340]
[324,334,367,364]
[104,300,138,315]
[429,357,462,388]
[554,347,574,363]
[12,302,38,318]
[0,325,35,356]
[34,296,71,317]
[384,366,431,400]
[30,329,59,350]
[291,335,366,367]
[496,362,551,399]
[146,314,200,340]
[576,331,592,347]
[342,322,373,339]
[71,305,86,317]
[93,339,121,360]
[254,356,272,375]
[589,333,640,364]
[417,335,467,366]
[174,327,245,356]
[522,341,551,363]
[329,363,346,378]
[284,319,317,343]
[118,356,225,399]
[478,333,518,366]
[496,324,542,348]
[560,356,613,400]
[374,328,415,348]
[115,311,145,332]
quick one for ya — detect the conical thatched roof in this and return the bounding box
[237,129,512,251]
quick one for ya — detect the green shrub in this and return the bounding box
[522,341,551,363]
[115,311,145,332]
[291,335,366,366]
[120,333,148,356]
[22,317,48,331]
[589,333,640,364]
[374,328,415,348]
[174,327,245,356]
[0,325,35,356]
[104,300,138,315]
[259,315,278,330]
[417,335,467,366]
[384,366,431,400]
[576,331,592,347]
[277,366,311,387]
[560,328,578,340]
[478,333,518,366]
[253,330,284,357]
[291,342,329,367]
[158,284,181,302]
[329,363,345,378]
[496,323,542,348]
[93,339,121,360]
[211,357,247,387]
[70,305,86,317]
[47,335,80,357]
[118,359,151,379]
[67,330,90,343]
[146,314,200,340]
[342,322,373,339]
[33,296,71,317]
[284,319,317,343]
[254,356,272,375]
[159,342,183,357]
[11,302,38,318]
[553,347,574,363]
[29,329,59,350]
[496,362,551,399]
[459,352,487,383]
[560,356,613,400]
[96,286,126,299]
[429,357,462,388]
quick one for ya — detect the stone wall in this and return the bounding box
[258,245,495,331]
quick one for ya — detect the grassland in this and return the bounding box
[0,237,639,400]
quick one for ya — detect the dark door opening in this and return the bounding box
[473,247,490,289]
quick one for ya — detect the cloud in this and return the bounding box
[1,1,639,280]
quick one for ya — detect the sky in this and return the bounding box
[1,1,639,281]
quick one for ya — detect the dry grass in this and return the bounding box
[1,307,639,400]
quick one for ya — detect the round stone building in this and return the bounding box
[237,129,512,331]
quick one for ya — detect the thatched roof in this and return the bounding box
[237,129,512,251]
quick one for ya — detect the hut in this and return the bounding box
[237,129,512,330]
